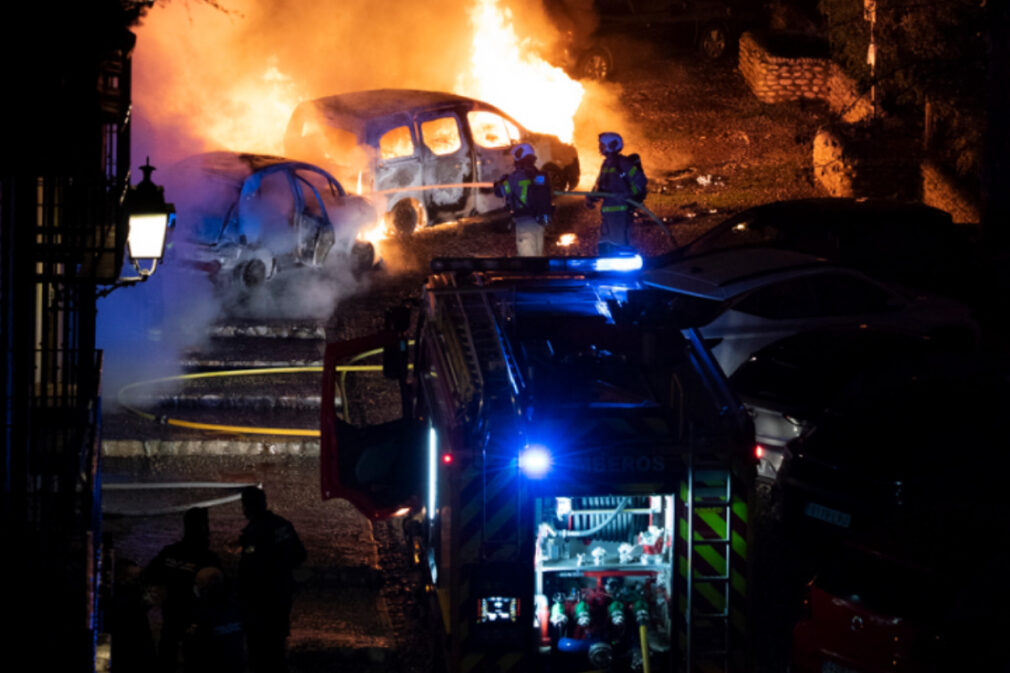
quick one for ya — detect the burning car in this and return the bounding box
[163,152,378,288]
[283,89,580,234]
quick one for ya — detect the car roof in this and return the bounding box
[301,89,493,123]
[642,247,838,300]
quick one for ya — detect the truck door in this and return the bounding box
[320,332,425,520]
[415,109,474,223]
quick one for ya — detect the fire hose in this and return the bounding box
[102,481,260,517]
[365,182,678,248]
[539,497,630,538]
[116,346,401,437]
[561,190,678,248]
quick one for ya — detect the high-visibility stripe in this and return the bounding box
[676,469,750,672]
[602,205,628,212]
[518,178,530,205]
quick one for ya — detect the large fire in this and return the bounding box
[455,0,584,144]
[204,56,305,155]
[135,0,596,252]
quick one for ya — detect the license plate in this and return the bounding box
[822,659,863,673]
[804,502,852,528]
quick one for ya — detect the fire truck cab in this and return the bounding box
[321,255,756,673]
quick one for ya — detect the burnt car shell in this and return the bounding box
[163,152,377,287]
[283,89,580,233]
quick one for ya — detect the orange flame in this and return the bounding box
[455,0,584,144]
[203,55,305,156]
[556,233,577,247]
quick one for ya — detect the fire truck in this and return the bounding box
[321,255,756,673]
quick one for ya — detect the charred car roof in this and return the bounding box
[300,89,510,126]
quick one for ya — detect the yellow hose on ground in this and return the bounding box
[116,345,405,437]
[640,624,652,673]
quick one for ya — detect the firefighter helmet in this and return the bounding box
[598,132,623,155]
[511,143,536,164]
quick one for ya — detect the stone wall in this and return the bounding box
[812,124,920,199]
[738,32,873,123]
[921,159,981,224]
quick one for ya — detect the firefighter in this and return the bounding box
[144,507,222,673]
[237,486,307,673]
[586,132,648,256]
[493,143,555,256]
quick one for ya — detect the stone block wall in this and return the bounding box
[813,124,920,199]
[738,32,872,123]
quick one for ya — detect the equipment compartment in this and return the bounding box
[533,494,675,671]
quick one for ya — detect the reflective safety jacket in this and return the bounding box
[593,153,647,215]
[494,167,554,223]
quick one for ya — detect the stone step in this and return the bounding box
[208,320,326,340]
[180,336,325,370]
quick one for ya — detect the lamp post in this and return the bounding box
[99,158,174,297]
[124,157,175,277]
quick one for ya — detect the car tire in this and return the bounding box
[238,258,267,288]
[698,23,730,60]
[388,198,427,237]
[577,46,614,81]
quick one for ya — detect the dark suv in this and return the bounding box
[545,0,761,80]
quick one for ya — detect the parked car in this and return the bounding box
[544,0,762,80]
[642,247,979,376]
[662,197,982,301]
[162,152,377,290]
[792,543,947,673]
[778,349,1009,538]
[283,89,580,235]
[728,328,938,481]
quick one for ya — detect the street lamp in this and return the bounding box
[123,157,175,277]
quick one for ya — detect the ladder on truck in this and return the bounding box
[443,289,525,555]
[683,458,738,673]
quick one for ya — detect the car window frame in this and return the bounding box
[417,110,467,158]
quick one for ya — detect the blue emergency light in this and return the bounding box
[431,254,644,275]
[548,254,643,273]
[518,445,552,479]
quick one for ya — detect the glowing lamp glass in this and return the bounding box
[593,254,643,272]
[754,444,765,459]
[127,213,170,261]
[518,445,552,479]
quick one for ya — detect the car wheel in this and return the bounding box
[238,258,267,288]
[699,24,729,60]
[577,46,613,81]
[388,198,427,236]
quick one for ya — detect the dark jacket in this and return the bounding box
[145,540,222,630]
[238,510,306,613]
[592,153,647,213]
[494,165,553,222]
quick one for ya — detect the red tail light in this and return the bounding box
[442,453,453,464]
[754,444,765,460]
